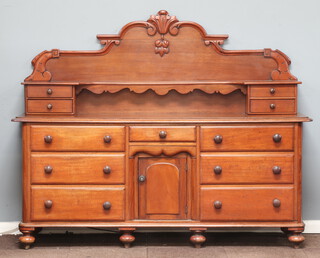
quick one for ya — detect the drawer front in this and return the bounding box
[201,153,294,184]
[250,99,296,114]
[31,153,125,184]
[250,86,296,98]
[200,125,294,151]
[31,126,125,151]
[31,186,125,221]
[130,126,196,142]
[27,86,73,98]
[200,186,294,221]
[27,99,73,113]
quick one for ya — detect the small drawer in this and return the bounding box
[250,99,296,114]
[27,86,73,98]
[200,125,294,151]
[200,186,294,221]
[130,126,196,142]
[27,99,73,113]
[31,125,125,151]
[200,152,294,184]
[250,86,296,98]
[31,153,125,184]
[31,186,124,221]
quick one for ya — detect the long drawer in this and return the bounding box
[200,152,294,184]
[30,125,125,151]
[200,125,294,151]
[31,153,125,184]
[31,186,125,221]
[200,186,294,221]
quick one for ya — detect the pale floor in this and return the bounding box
[0,232,320,258]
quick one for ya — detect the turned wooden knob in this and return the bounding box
[273,134,282,143]
[104,135,112,143]
[47,104,53,110]
[103,166,111,174]
[47,88,53,95]
[213,200,222,209]
[103,201,112,210]
[44,135,53,143]
[44,165,53,174]
[44,200,53,209]
[213,166,222,175]
[213,135,223,144]
[270,88,276,94]
[273,198,281,208]
[272,166,282,174]
[270,103,276,109]
[139,175,146,182]
[159,130,167,139]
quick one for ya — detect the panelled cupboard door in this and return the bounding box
[138,156,187,220]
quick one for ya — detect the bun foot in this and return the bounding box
[19,225,35,250]
[190,228,206,248]
[285,227,305,248]
[119,228,135,248]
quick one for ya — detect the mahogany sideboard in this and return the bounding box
[13,10,311,249]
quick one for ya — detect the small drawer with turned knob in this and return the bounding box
[200,186,294,221]
[31,186,125,221]
[27,86,73,98]
[26,99,73,114]
[249,99,296,114]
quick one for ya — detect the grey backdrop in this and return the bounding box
[0,0,319,222]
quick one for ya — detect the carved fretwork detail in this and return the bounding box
[147,10,179,57]
[25,49,60,81]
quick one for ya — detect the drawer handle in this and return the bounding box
[44,135,53,143]
[270,103,276,109]
[213,200,222,209]
[104,135,112,143]
[273,134,282,143]
[47,88,53,95]
[103,166,111,174]
[213,166,222,175]
[270,88,276,94]
[139,175,146,182]
[44,165,53,174]
[159,130,167,139]
[272,166,282,175]
[103,201,112,210]
[44,200,53,209]
[213,135,223,144]
[273,198,281,208]
[47,104,53,110]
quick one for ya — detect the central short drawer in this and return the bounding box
[31,126,125,151]
[31,153,125,184]
[200,152,294,184]
[200,125,294,151]
[31,186,125,221]
[130,126,196,142]
[200,186,294,221]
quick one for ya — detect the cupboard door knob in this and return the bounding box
[44,200,53,209]
[213,200,222,209]
[272,166,282,174]
[44,135,53,143]
[159,130,167,139]
[270,88,276,94]
[104,135,112,143]
[103,166,111,174]
[273,134,282,143]
[47,104,53,110]
[270,103,276,109]
[213,166,222,175]
[213,135,223,144]
[47,88,53,95]
[139,175,146,182]
[44,165,53,174]
[103,201,112,210]
[273,199,281,208]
